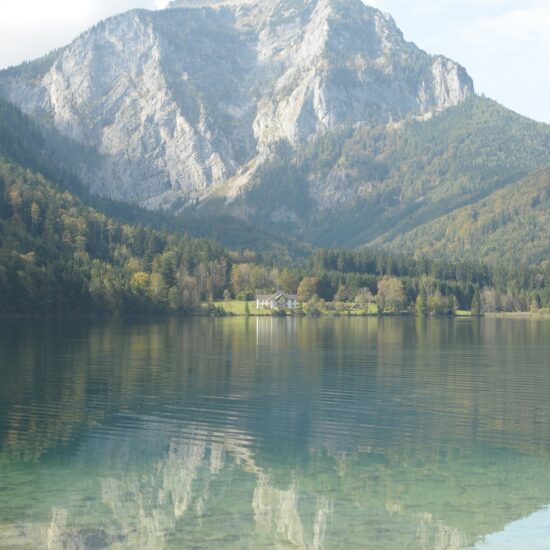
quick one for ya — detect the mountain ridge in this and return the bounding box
[0,0,474,208]
[2,0,550,264]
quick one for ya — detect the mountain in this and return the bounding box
[0,96,309,261]
[0,0,472,208]
[1,0,550,264]
[230,97,550,258]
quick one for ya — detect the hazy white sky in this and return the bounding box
[0,0,549,123]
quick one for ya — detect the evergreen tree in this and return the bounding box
[471,289,482,316]
[415,288,429,315]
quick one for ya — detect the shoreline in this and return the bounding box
[1,311,549,320]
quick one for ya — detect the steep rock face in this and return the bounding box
[0,0,474,207]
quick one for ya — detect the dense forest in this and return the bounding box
[305,249,550,314]
[1,157,549,316]
[0,161,230,314]
[381,168,550,264]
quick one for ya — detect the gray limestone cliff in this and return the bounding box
[0,0,474,208]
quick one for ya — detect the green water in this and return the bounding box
[1,317,550,549]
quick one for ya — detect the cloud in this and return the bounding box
[457,1,550,50]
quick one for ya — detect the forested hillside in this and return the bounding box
[0,161,230,314]
[0,97,307,262]
[379,169,550,263]
[1,158,549,315]
[234,97,550,263]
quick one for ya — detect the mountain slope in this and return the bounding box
[0,96,308,261]
[0,154,233,313]
[0,101,235,314]
[0,0,473,208]
[376,168,550,264]
[225,97,550,259]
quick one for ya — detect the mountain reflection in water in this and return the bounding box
[1,316,550,549]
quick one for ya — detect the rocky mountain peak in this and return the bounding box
[168,0,260,7]
[0,0,474,208]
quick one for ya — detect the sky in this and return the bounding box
[0,0,549,123]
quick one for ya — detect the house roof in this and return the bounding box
[256,291,298,300]
[273,291,297,300]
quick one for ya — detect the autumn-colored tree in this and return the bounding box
[8,187,22,219]
[174,271,201,313]
[131,271,151,294]
[428,291,451,315]
[230,263,253,293]
[470,289,482,316]
[481,288,499,313]
[376,277,406,313]
[150,272,168,306]
[250,265,270,291]
[297,277,320,303]
[126,257,143,274]
[30,202,41,236]
[334,285,350,303]
[277,269,299,293]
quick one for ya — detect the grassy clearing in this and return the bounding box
[205,301,475,317]
[212,300,272,316]
[207,301,380,316]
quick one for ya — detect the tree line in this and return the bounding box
[226,249,550,315]
[1,159,549,316]
[0,161,229,314]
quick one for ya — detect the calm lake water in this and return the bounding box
[1,317,550,549]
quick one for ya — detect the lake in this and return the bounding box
[1,317,550,549]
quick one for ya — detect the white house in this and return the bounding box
[256,291,298,310]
